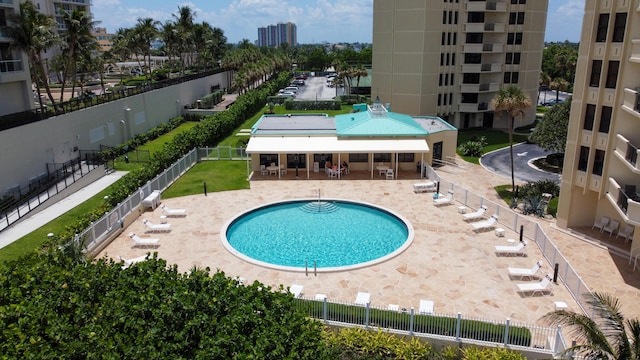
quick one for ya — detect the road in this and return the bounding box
[480,142,561,184]
[536,89,570,106]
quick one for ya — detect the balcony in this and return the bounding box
[630,39,640,63]
[464,23,505,33]
[458,102,489,112]
[463,43,503,53]
[0,60,23,73]
[0,0,14,6]
[460,82,500,93]
[466,1,507,12]
[614,134,640,173]
[461,63,502,73]
[607,177,640,226]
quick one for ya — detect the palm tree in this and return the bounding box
[550,77,570,103]
[542,292,640,359]
[59,9,97,102]
[132,17,160,81]
[352,65,368,100]
[490,85,532,192]
[7,1,60,111]
[538,71,551,104]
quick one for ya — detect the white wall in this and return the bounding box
[0,72,229,194]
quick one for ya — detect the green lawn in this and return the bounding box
[456,129,529,164]
[162,161,250,199]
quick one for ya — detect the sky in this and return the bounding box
[92,0,586,45]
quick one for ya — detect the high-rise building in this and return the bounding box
[257,22,297,47]
[556,0,639,251]
[371,0,548,130]
[1,0,34,116]
[0,0,93,116]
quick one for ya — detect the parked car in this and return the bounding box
[542,99,564,107]
[278,91,296,98]
[291,79,305,86]
[295,74,307,80]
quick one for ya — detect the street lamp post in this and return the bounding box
[295,155,299,178]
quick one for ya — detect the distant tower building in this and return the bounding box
[258,22,297,47]
[372,0,548,130]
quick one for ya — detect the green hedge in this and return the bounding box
[297,299,532,347]
[284,100,342,111]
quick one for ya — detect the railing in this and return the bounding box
[0,59,23,73]
[0,68,226,132]
[294,297,561,356]
[0,157,103,232]
[423,165,593,315]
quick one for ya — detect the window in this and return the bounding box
[349,153,368,163]
[605,61,619,89]
[441,32,446,45]
[446,53,450,65]
[440,53,445,66]
[509,12,517,25]
[438,93,442,106]
[507,32,523,45]
[517,12,524,24]
[374,153,391,162]
[453,32,457,46]
[506,53,520,64]
[596,14,609,42]
[593,150,605,176]
[439,73,443,86]
[583,104,595,130]
[508,13,524,25]
[466,33,483,44]
[612,13,627,42]
[465,53,482,64]
[454,11,458,25]
[468,12,484,23]
[449,92,454,105]
[511,0,526,3]
[451,53,456,65]
[599,106,612,133]
[443,11,447,24]
[286,154,306,168]
[578,146,589,171]
[450,74,454,86]
[445,73,449,85]
[447,32,452,45]
[589,60,602,87]
[504,72,519,84]
[398,153,415,162]
[259,154,279,166]
[461,93,478,104]
[463,73,480,84]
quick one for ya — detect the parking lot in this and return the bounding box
[283,75,345,101]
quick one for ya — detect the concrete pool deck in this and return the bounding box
[97,161,640,326]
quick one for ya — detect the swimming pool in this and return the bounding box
[220,199,414,272]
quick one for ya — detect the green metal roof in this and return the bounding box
[335,101,428,137]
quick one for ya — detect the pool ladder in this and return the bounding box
[305,260,317,276]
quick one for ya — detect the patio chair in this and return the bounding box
[603,220,619,237]
[289,284,304,298]
[161,204,187,217]
[508,260,543,280]
[260,164,268,176]
[616,225,634,243]
[354,291,371,306]
[142,219,171,233]
[280,164,287,175]
[495,239,528,256]
[592,216,609,232]
[433,190,454,206]
[471,214,498,232]
[418,299,434,314]
[462,205,488,221]
[386,168,394,180]
[516,273,554,296]
[128,232,160,247]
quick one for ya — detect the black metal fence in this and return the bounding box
[0,68,226,132]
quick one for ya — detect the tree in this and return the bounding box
[59,9,97,102]
[542,292,640,359]
[550,77,570,103]
[6,1,60,111]
[538,71,551,104]
[490,85,532,192]
[529,97,571,154]
[132,17,160,81]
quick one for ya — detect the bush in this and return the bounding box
[547,197,559,217]
[459,136,487,157]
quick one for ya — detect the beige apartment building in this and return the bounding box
[371,0,547,130]
[557,0,640,255]
[0,0,92,116]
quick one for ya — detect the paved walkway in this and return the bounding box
[97,160,640,326]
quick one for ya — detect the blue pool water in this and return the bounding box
[222,200,412,271]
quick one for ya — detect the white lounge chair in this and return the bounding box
[413,181,436,193]
[517,273,554,296]
[128,232,160,247]
[117,254,149,268]
[463,205,488,221]
[355,291,371,306]
[471,214,498,232]
[592,216,609,232]
[386,168,394,180]
[161,204,187,217]
[616,225,634,243]
[433,190,454,205]
[419,299,434,314]
[603,220,619,237]
[495,239,528,256]
[289,284,304,298]
[315,294,327,301]
[508,260,543,280]
[142,219,171,232]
